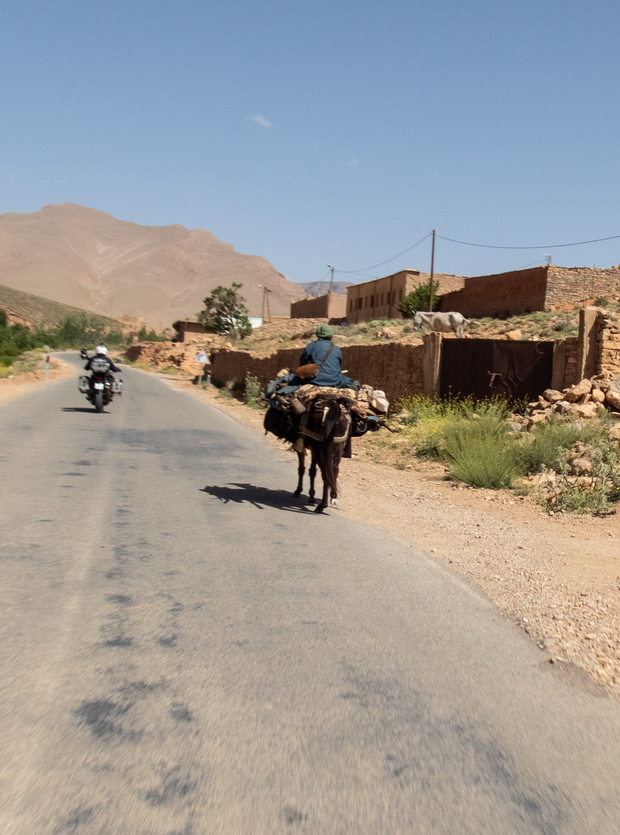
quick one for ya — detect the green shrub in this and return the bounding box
[398,394,511,426]
[595,297,609,307]
[515,419,605,475]
[443,415,516,488]
[243,373,263,407]
[138,327,170,342]
[398,282,441,317]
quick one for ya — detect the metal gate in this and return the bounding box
[440,339,554,402]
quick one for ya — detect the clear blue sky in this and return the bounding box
[2,0,620,285]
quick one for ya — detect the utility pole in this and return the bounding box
[326,263,335,294]
[428,229,436,312]
[261,286,271,322]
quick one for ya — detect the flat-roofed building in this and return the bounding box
[290,291,347,320]
[346,270,465,324]
[172,320,209,342]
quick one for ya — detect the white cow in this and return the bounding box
[412,311,468,338]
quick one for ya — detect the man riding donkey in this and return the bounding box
[263,323,389,510]
[296,323,359,390]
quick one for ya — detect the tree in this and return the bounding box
[197,283,252,338]
[398,281,441,318]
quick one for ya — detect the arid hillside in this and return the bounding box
[0,203,302,327]
[0,282,124,330]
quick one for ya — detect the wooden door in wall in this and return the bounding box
[440,339,554,402]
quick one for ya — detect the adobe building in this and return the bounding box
[346,269,465,324]
[290,291,347,320]
[440,264,620,319]
[172,320,209,342]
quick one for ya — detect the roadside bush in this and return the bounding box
[243,373,263,407]
[138,327,169,342]
[443,414,516,488]
[543,438,620,514]
[514,419,606,475]
[398,394,511,426]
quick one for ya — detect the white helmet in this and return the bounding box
[95,345,108,355]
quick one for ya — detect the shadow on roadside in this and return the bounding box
[200,483,316,513]
[61,407,102,413]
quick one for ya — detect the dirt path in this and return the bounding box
[166,379,620,701]
[0,357,77,405]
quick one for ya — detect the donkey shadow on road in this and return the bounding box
[200,483,318,513]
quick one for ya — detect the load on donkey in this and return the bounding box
[263,324,390,512]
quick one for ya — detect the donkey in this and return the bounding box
[294,398,352,513]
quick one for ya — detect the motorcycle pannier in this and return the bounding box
[78,375,90,393]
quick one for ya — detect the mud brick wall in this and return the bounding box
[211,347,302,391]
[212,341,426,406]
[596,310,620,377]
[440,268,547,318]
[290,293,347,320]
[546,266,620,309]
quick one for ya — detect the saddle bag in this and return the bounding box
[294,362,320,380]
[294,342,335,380]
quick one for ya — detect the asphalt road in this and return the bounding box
[2,356,620,834]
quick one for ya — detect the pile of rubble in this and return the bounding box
[124,339,224,374]
[525,375,620,435]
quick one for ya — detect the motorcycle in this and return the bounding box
[78,357,123,413]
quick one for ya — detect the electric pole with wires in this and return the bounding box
[428,229,436,311]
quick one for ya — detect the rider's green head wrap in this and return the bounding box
[315,324,334,339]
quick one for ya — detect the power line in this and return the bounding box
[335,269,379,280]
[324,228,620,283]
[336,233,431,274]
[436,232,620,250]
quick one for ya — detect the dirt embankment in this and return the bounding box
[163,377,620,701]
[0,355,77,405]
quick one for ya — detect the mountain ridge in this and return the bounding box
[0,203,301,327]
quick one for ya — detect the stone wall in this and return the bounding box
[209,326,597,407]
[211,341,426,406]
[596,309,620,377]
[564,338,579,386]
[546,266,620,309]
[440,267,548,318]
[551,338,579,391]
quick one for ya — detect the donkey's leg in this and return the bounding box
[314,468,329,513]
[308,447,318,505]
[329,456,342,507]
[294,449,305,497]
[325,440,345,509]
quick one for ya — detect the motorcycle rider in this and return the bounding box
[79,347,89,360]
[84,345,121,382]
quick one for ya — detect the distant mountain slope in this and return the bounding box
[295,281,352,297]
[0,282,124,330]
[0,204,299,327]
